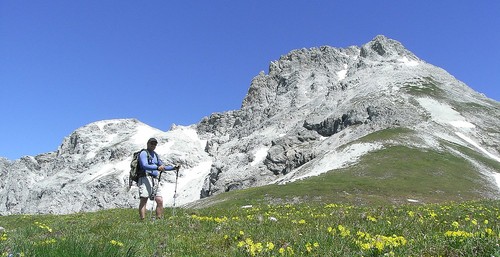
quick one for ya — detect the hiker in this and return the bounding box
[138,137,178,220]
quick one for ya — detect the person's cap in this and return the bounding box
[147,138,158,144]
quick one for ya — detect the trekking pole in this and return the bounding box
[172,167,180,217]
[150,171,163,221]
[150,177,156,221]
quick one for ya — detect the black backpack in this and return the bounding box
[129,149,155,187]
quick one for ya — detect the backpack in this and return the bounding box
[129,149,155,187]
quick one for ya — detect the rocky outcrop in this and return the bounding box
[303,110,366,137]
[264,130,318,175]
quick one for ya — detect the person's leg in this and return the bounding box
[139,197,148,220]
[138,176,153,220]
[155,196,164,219]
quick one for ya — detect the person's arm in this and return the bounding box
[155,154,178,171]
[139,151,160,176]
[157,163,176,171]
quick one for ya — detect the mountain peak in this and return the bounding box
[57,118,157,157]
[360,35,418,61]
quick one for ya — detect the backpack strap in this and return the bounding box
[144,150,159,167]
[137,149,152,176]
[146,150,153,165]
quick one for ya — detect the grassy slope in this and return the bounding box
[195,128,499,209]
[204,145,495,209]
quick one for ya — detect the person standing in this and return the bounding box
[138,137,178,220]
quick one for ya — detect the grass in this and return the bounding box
[443,141,500,173]
[1,201,499,256]
[350,127,414,143]
[401,76,445,99]
[200,145,495,209]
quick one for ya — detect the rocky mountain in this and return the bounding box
[1,35,499,215]
[0,120,212,215]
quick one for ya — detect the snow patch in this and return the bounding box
[160,160,212,207]
[131,124,164,146]
[399,56,419,67]
[416,98,476,129]
[493,173,500,190]
[80,162,122,184]
[251,147,269,166]
[170,126,203,143]
[86,152,96,159]
[337,69,347,80]
[449,121,475,129]
[455,132,500,162]
[337,66,348,81]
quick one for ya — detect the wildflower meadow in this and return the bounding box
[1,200,499,256]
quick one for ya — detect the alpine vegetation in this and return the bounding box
[0,35,499,215]
[1,200,499,256]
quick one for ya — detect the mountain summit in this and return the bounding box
[1,35,499,215]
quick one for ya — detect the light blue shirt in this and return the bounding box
[139,150,174,174]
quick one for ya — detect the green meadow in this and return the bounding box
[1,200,499,256]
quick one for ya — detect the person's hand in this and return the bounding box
[157,165,166,172]
[150,170,159,177]
[174,164,181,171]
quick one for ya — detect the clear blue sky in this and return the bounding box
[1,1,499,160]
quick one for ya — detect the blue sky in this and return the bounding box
[1,1,499,160]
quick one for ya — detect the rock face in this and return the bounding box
[1,35,499,215]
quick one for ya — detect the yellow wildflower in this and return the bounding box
[266,242,275,251]
[338,225,350,237]
[374,239,384,251]
[305,242,313,253]
[356,234,407,252]
[485,228,495,236]
[110,240,124,247]
[214,216,228,223]
[34,222,53,233]
[444,230,474,238]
